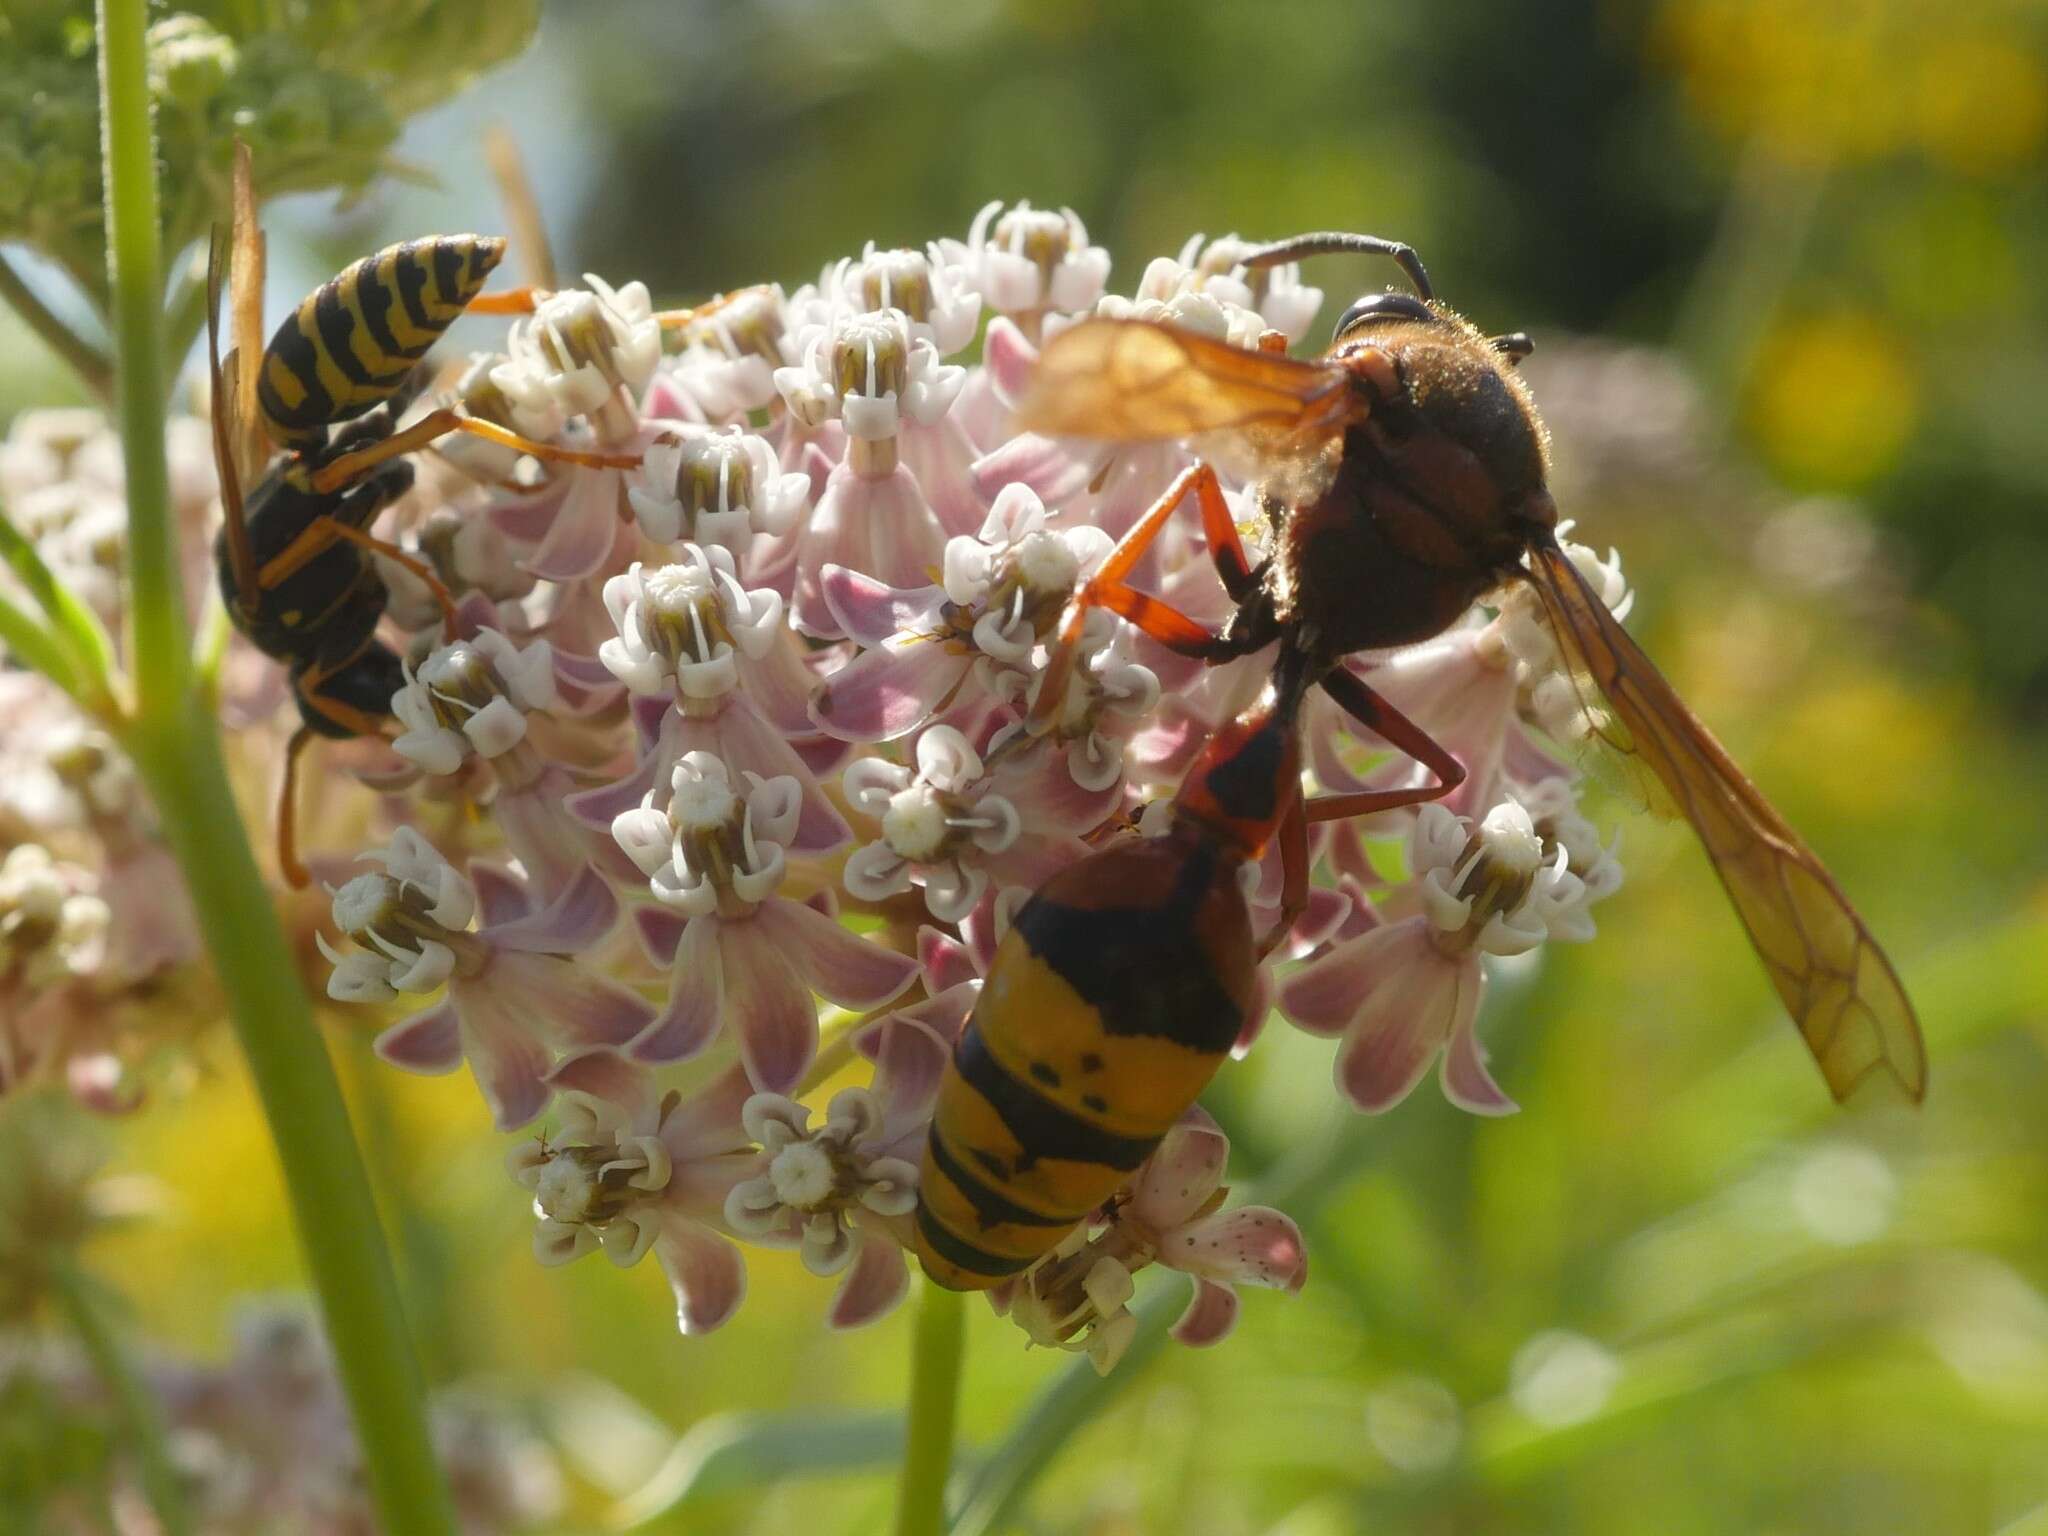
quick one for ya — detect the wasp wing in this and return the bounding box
[1016,318,1356,442]
[228,138,269,487]
[1528,541,1926,1105]
[204,223,257,599]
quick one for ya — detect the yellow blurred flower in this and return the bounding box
[1745,310,1918,487]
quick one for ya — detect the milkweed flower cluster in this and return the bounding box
[2,210,1635,1373]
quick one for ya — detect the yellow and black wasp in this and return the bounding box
[206,144,637,884]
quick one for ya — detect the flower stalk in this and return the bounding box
[894,1276,967,1536]
[94,2,458,1532]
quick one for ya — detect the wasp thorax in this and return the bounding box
[830,312,912,402]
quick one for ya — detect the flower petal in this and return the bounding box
[455,999,553,1131]
[1169,1277,1241,1348]
[374,1001,462,1075]
[1162,1206,1308,1292]
[487,864,619,954]
[1439,980,1516,1116]
[754,897,919,1011]
[1278,920,1422,1038]
[655,1220,748,1335]
[635,917,725,1064]
[810,639,967,744]
[827,1235,911,1330]
[485,951,654,1049]
[717,919,819,1094]
[1332,954,1473,1116]
[1130,1116,1229,1231]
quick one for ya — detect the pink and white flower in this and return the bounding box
[326,829,652,1129]
[510,1046,762,1335]
[627,424,810,549]
[612,754,916,1092]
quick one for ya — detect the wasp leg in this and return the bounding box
[1188,460,1258,601]
[654,284,778,329]
[308,408,641,495]
[1304,667,1467,823]
[484,125,558,293]
[463,285,545,315]
[328,524,459,639]
[1258,791,1311,960]
[1032,463,1241,731]
[275,725,316,888]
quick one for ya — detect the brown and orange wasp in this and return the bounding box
[912,230,1924,1290]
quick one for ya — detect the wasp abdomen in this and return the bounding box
[914,833,1257,1290]
[259,235,508,447]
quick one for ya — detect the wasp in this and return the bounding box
[205,144,638,885]
[912,230,1926,1290]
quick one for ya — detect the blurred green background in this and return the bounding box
[7,0,2048,1530]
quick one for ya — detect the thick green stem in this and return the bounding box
[894,1277,967,1536]
[130,719,460,1536]
[97,2,457,1531]
[53,1262,194,1536]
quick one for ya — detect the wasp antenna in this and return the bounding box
[1238,231,1433,303]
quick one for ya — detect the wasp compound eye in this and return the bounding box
[1333,290,1436,339]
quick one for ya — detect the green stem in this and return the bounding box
[128,719,460,1536]
[96,3,457,1532]
[52,1262,194,1536]
[96,0,185,711]
[894,1278,967,1536]
[0,253,114,402]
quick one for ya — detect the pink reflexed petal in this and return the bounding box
[1170,1278,1241,1348]
[969,433,1096,510]
[981,315,1039,408]
[470,861,536,931]
[487,864,618,953]
[641,372,702,424]
[634,917,723,1064]
[754,898,919,1011]
[861,1009,956,1133]
[374,1001,463,1074]
[525,470,622,581]
[991,754,1121,837]
[789,730,854,780]
[819,566,944,648]
[901,416,986,539]
[480,952,653,1049]
[1439,975,1515,1117]
[663,1063,759,1161]
[488,479,571,545]
[455,1001,553,1130]
[707,704,850,855]
[1333,955,1471,1116]
[717,918,819,1094]
[547,1045,652,1113]
[634,906,688,967]
[739,635,822,737]
[856,465,948,594]
[827,1235,911,1330]
[1277,921,1420,1037]
[1163,1206,1308,1292]
[566,750,660,832]
[810,639,968,744]
[632,693,672,752]
[983,832,1087,895]
[655,1221,748,1335]
[919,925,979,995]
[1130,1118,1229,1231]
[1287,885,1353,955]
[1233,968,1274,1058]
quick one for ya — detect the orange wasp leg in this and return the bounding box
[463,286,544,315]
[654,285,778,330]
[1032,463,1246,731]
[277,651,398,888]
[1305,667,1467,824]
[1260,792,1311,960]
[309,409,642,496]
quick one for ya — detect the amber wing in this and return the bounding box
[1528,542,1926,1104]
[1016,318,1355,442]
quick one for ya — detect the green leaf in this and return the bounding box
[610,1411,903,1529]
[0,508,115,700]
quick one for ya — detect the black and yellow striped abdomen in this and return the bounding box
[259,236,508,448]
[914,829,1259,1290]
